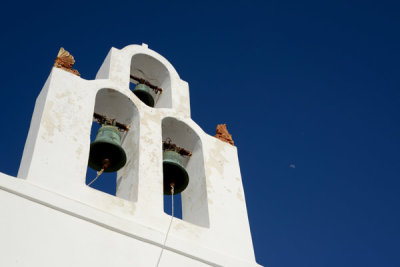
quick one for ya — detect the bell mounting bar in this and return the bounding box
[163,139,192,157]
[130,75,163,94]
[93,112,130,132]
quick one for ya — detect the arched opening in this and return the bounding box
[130,54,172,108]
[161,117,209,227]
[86,88,140,202]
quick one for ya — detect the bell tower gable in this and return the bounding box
[0,44,262,267]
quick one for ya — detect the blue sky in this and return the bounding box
[0,1,399,266]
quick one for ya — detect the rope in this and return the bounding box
[155,185,174,267]
[87,168,104,186]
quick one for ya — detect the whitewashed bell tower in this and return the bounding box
[0,44,262,267]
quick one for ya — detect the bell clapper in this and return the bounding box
[101,158,111,170]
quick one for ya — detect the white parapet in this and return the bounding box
[0,44,262,267]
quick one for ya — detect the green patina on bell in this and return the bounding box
[133,83,155,107]
[88,125,127,172]
[163,150,189,195]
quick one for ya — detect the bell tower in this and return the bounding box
[0,44,262,267]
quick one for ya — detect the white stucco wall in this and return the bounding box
[0,44,262,267]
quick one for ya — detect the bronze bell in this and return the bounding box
[88,125,127,172]
[163,150,189,195]
[133,83,155,107]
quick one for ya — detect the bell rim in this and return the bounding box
[133,89,155,107]
[88,141,127,173]
[163,160,189,195]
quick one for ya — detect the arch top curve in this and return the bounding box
[96,44,191,116]
[94,88,139,125]
[121,44,181,79]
